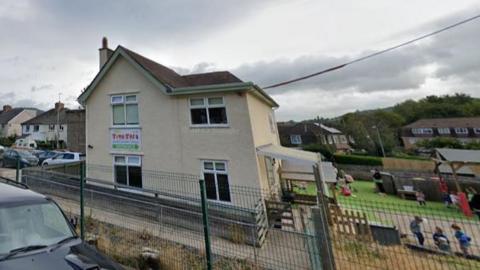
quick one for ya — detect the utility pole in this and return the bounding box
[56,93,61,149]
[372,125,386,157]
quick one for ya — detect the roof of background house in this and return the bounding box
[281,122,344,135]
[404,117,480,129]
[78,46,277,107]
[315,123,342,134]
[0,108,28,124]
[22,108,68,125]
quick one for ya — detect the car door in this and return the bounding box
[50,154,64,165]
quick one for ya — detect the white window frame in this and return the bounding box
[437,128,450,135]
[290,134,302,145]
[111,94,139,127]
[113,155,142,188]
[454,127,468,135]
[474,128,480,135]
[189,97,228,127]
[201,160,231,203]
[412,128,433,135]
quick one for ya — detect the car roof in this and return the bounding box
[0,181,47,205]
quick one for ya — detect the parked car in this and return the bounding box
[42,152,84,166]
[34,150,60,165]
[1,149,38,168]
[0,178,123,269]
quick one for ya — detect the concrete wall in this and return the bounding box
[84,55,271,207]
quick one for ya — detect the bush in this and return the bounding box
[333,154,383,166]
[0,135,16,147]
[302,144,334,161]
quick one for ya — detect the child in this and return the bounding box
[410,216,424,246]
[443,192,452,208]
[432,227,450,252]
[416,191,426,206]
[450,192,459,208]
[451,224,472,256]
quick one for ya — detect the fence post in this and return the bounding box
[199,179,213,270]
[312,164,336,270]
[80,162,85,240]
[16,158,20,182]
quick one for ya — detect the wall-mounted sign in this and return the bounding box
[111,128,141,151]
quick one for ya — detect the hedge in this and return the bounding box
[333,154,383,166]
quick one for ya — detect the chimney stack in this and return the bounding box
[99,37,113,69]
[55,102,64,112]
[2,105,12,112]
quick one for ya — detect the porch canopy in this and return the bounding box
[256,144,337,183]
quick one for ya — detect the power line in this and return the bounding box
[263,13,480,89]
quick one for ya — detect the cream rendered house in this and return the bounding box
[78,39,288,207]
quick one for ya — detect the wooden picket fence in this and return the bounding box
[327,204,372,241]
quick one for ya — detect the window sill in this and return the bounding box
[190,124,230,129]
[110,125,141,129]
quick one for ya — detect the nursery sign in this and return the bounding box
[110,128,141,151]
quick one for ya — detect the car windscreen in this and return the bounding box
[0,201,74,255]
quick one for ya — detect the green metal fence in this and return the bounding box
[21,163,321,270]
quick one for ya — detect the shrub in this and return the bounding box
[333,154,383,166]
[302,144,334,161]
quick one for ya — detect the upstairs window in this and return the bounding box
[454,127,468,135]
[25,125,30,132]
[290,135,302,145]
[474,128,480,134]
[49,124,55,131]
[202,160,230,202]
[437,128,450,135]
[112,95,139,126]
[412,128,433,135]
[190,97,227,126]
[34,125,39,132]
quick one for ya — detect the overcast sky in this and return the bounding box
[1,0,479,120]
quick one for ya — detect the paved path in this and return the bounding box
[0,168,16,179]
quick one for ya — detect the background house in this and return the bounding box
[278,122,351,152]
[77,38,282,207]
[21,102,86,152]
[0,105,40,138]
[401,117,480,149]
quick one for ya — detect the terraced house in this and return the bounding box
[401,117,480,149]
[77,38,309,207]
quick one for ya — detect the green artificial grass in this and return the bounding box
[292,180,474,221]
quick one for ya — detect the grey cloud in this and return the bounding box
[230,11,480,95]
[232,47,429,94]
[0,91,16,100]
[31,84,54,92]
[13,99,50,110]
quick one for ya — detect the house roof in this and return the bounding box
[78,46,278,107]
[22,108,69,125]
[404,117,480,129]
[315,123,342,134]
[0,108,27,124]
